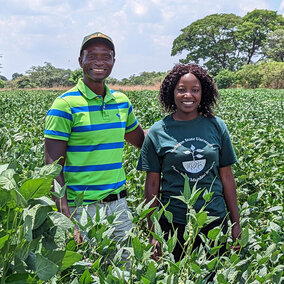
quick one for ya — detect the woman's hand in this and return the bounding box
[230,223,241,251]
[150,235,162,261]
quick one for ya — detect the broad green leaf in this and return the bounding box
[141,277,151,284]
[0,164,9,175]
[207,258,217,270]
[48,211,74,230]
[144,261,157,283]
[23,215,33,242]
[133,236,144,261]
[166,230,177,253]
[20,177,53,200]
[36,254,59,281]
[247,192,258,206]
[190,261,201,273]
[196,211,207,227]
[240,225,249,246]
[38,162,62,178]
[164,210,173,223]
[208,228,221,240]
[0,169,17,190]
[80,269,92,284]
[61,251,83,271]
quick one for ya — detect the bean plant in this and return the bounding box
[0,88,283,283]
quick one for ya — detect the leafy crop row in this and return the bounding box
[0,88,283,283]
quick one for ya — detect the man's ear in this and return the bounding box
[78,56,82,68]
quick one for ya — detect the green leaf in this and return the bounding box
[230,254,239,264]
[240,225,249,247]
[51,179,66,199]
[0,234,9,250]
[164,210,173,223]
[0,164,9,175]
[144,261,157,283]
[74,191,85,207]
[203,191,214,202]
[183,174,191,201]
[141,277,151,284]
[167,230,178,253]
[20,177,53,200]
[61,251,83,271]
[0,169,17,190]
[196,211,207,227]
[247,192,258,206]
[80,269,92,284]
[38,162,62,178]
[208,228,221,240]
[207,258,217,270]
[133,236,144,261]
[217,273,227,283]
[190,261,201,273]
[140,207,156,219]
[48,211,74,230]
[209,245,223,255]
[36,254,59,281]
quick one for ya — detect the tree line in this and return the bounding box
[0,9,283,90]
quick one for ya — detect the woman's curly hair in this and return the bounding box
[159,63,219,116]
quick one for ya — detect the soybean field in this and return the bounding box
[0,88,283,283]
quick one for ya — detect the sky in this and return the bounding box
[0,0,284,80]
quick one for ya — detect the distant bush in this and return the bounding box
[214,69,236,89]
[0,78,5,88]
[236,61,284,89]
[5,76,35,89]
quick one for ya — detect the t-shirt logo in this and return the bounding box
[183,144,205,173]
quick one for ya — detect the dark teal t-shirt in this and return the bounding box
[137,115,237,225]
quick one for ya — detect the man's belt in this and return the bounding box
[99,189,127,203]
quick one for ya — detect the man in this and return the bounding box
[44,32,144,245]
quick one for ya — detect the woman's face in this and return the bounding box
[173,73,202,120]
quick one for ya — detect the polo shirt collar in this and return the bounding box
[76,79,115,102]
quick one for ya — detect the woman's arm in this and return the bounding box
[219,166,241,242]
[145,172,161,231]
[145,171,162,260]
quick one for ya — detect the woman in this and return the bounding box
[137,63,241,262]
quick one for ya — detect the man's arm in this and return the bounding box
[125,125,145,149]
[45,138,71,218]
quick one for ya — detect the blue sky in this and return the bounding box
[0,0,283,80]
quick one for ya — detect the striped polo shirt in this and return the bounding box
[44,79,138,205]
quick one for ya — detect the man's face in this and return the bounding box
[79,41,115,84]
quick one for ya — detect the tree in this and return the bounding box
[237,9,284,64]
[12,73,23,80]
[262,29,284,62]
[69,68,83,85]
[171,13,243,75]
[171,9,284,75]
[26,62,72,88]
[0,75,7,81]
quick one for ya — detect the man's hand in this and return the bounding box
[74,226,83,245]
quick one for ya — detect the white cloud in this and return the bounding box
[0,0,282,80]
[280,0,284,12]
